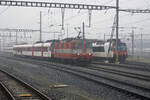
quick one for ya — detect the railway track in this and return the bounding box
[125,61,150,67]
[0,82,15,100]
[90,64,150,80]
[0,54,150,99]
[39,62,150,99]
[0,69,51,100]
[92,61,150,71]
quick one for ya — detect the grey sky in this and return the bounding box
[0,0,150,42]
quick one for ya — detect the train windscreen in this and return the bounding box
[85,42,92,49]
[118,43,127,51]
[93,46,104,52]
[113,43,127,51]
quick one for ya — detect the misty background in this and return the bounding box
[0,0,150,58]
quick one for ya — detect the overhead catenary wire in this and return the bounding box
[1,0,150,40]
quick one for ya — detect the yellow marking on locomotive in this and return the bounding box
[19,94,32,97]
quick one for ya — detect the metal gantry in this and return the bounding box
[1,0,150,13]
[0,0,115,10]
[0,0,117,42]
[120,9,150,13]
[0,28,36,45]
[0,28,39,32]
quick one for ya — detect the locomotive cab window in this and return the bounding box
[57,43,59,49]
[51,43,55,50]
[93,46,104,52]
[77,41,83,49]
[113,43,127,52]
[86,42,92,49]
[72,42,76,49]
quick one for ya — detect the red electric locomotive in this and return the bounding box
[51,38,93,63]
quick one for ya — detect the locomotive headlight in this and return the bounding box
[89,53,91,55]
[77,53,80,55]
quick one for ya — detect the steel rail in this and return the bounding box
[40,62,150,99]
[92,61,150,71]
[124,61,150,67]
[3,55,150,82]
[0,82,16,100]
[89,64,150,81]
[0,69,51,100]
[0,55,150,99]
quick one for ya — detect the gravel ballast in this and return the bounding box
[0,53,145,100]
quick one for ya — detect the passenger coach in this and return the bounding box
[13,39,93,64]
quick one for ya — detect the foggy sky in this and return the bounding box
[0,0,150,43]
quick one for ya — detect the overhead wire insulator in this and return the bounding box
[88,10,92,27]
[9,32,11,39]
[61,8,65,30]
[24,32,26,38]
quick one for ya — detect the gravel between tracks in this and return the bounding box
[0,53,147,100]
[0,85,10,100]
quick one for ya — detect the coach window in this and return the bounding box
[57,43,59,49]
[72,42,76,49]
[63,43,66,49]
[66,43,69,49]
[55,44,56,49]
[78,41,83,49]
[36,47,38,51]
[68,43,71,49]
[40,47,42,51]
[37,47,39,51]
[44,47,48,52]
[51,43,55,50]
[59,44,61,49]
[42,47,44,51]
[38,47,39,51]
[29,47,31,51]
[61,43,63,48]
